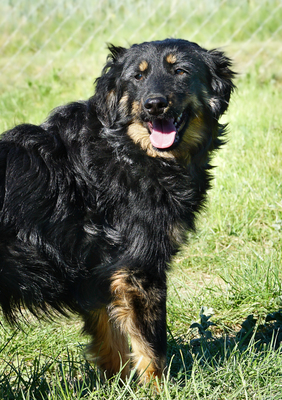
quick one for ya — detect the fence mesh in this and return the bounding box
[1,0,282,91]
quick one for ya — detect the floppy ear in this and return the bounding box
[205,49,236,119]
[93,45,127,127]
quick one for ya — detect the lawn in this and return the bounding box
[0,1,282,399]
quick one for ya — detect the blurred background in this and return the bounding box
[1,0,281,122]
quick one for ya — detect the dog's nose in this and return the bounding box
[144,96,168,115]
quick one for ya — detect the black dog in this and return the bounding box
[0,39,235,382]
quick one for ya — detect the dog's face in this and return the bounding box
[94,39,235,165]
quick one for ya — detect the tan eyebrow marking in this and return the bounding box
[139,60,148,72]
[166,54,177,64]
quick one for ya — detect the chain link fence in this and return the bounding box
[1,0,282,90]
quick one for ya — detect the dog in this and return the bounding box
[0,39,235,382]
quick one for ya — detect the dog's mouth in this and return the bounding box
[147,111,189,150]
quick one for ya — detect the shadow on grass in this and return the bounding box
[167,309,282,379]
[1,311,282,399]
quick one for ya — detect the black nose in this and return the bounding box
[144,96,168,115]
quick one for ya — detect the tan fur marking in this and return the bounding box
[109,270,165,382]
[171,113,205,165]
[139,60,148,72]
[106,89,116,108]
[166,53,177,64]
[119,93,129,114]
[131,100,141,117]
[126,113,206,166]
[127,122,176,160]
[131,337,166,382]
[109,270,136,334]
[84,308,130,380]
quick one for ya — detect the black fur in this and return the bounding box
[0,39,235,379]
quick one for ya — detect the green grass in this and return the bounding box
[1,1,282,398]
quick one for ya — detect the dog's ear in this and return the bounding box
[205,49,236,119]
[93,45,127,127]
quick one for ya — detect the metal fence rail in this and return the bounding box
[1,0,282,88]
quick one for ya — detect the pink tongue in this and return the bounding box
[150,119,176,149]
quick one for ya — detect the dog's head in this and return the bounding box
[93,39,235,165]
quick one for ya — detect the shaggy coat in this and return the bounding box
[0,39,235,381]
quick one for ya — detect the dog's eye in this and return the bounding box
[175,68,185,76]
[135,73,144,81]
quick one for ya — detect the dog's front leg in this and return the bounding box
[83,307,130,380]
[109,269,167,382]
